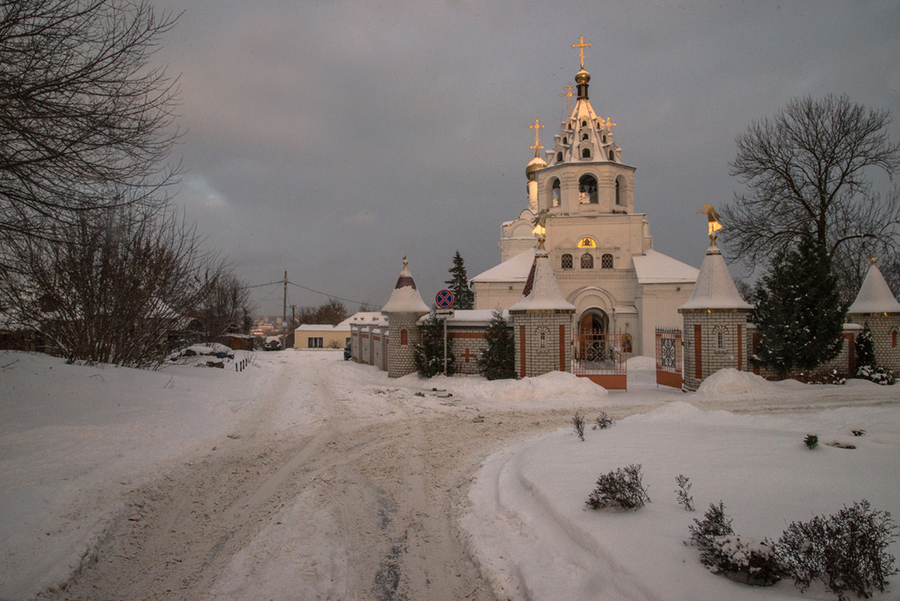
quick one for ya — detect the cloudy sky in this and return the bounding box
[150,0,900,316]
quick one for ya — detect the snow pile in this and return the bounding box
[400,369,609,403]
[627,355,656,371]
[695,368,773,396]
[462,403,900,601]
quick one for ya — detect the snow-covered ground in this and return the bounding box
[1,349,898,600]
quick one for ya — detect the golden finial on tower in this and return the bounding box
[402,255,408,267]
[572,36,592,70]
[868,254,877,265]
[697,205,723,242]
[529,118,545,155]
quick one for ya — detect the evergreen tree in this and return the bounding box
[478,309,515,380]
[445,250,474,310]
[751,235,845,379]
[855,322,877,369]
[414,312,455,377]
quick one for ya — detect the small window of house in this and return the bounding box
[581,253,594,269]
[540,330,546,348]
[401,329,408,346]
[308,337,323,348]
[561,254,573,269]
[893,330,898,348]
[601,254,613,269]
[717,331,724,349]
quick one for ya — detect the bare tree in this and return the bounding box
[295,298,348,326]
[196,272,254,342]
[722,95,900,299]
[0,0,180,251]
[0,205,217,368]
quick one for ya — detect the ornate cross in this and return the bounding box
[530,118,544,152]
[572,36,592,69]
[560,82,575,111]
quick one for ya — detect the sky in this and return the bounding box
[148,0,900,316]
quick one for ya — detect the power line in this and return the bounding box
[248,277,366,306]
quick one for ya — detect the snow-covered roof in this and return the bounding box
[632,249,699,284]
[296,322,351,332]
[847,262,900,314]
[445,309,509,325]
[679,243,752,311]
[614,305,638,315]
[381,259,430,313]
[471,247,535,284]
[509,249,576,312]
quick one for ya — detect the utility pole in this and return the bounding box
[282,270,288,344]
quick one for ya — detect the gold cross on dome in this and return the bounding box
[530,119,545,151]
[572,36,592,69]
[560,83,575,110]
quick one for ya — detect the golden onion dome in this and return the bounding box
[526,155,547,181]
[575,69,590,85]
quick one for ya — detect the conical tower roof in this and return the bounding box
[381,258,430,313]
[509,243,575,312]
[679,241,752,311]
[847,260,900,314]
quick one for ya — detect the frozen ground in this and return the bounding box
[0,349,898,600]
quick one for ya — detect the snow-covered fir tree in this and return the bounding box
[445,250,474,310]
[751,235,845,379]
[414,312,455,377]
[478,309,515,380]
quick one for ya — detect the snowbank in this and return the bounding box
[695,367,773,396]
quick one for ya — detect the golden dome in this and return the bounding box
[526,155,547,181]
[575,69,590,85]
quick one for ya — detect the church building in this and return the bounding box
[470,39,698,357]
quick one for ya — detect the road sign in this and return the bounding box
[435,309,455,318]
[435,289,454,308]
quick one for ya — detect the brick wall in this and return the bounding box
[681,310,750,392]
[511,310,574,378]
[386,312,424,378]
[846,313,900,373]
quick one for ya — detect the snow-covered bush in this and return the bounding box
[675,474,695,512]
[478,309,515,380]
[688,502,780,586]
[572,411,585,441]
[413,312,455,378]
[857,365,896,385]
[776,500,898,601]
[586,464,650,510]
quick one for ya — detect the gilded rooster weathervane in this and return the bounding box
[697,204,723,239]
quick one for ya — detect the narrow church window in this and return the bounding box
[562,254,573,269]
[615,179,622,205]
[551,178,561,206]
[582,148,591,159]
[557,152,563,162]
[609,149,615,161]
[601,253,613,269]
[581,120,587,127]
[602,134,607,143]
[540,330,546,348]
[563,136,567,145]
[401,329,408,346]
[717,330,724,349]
[579,174,598,203]
[581,253,594,269]
[581,133,588,141]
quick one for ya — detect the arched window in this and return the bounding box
[401,329,408,346]
[582,148,591,159]
[551,178,561,206]
[562,136,567,144]
[581,120,587,127]
[581,253,594,269]
[561,254,573,269]
[615,179,622,205]
[602,134,607,143]
[608,149,615,161]
[717,330,724,349]
[893,330,898,348]
[601,253,613,269]
[557,151,563,162]
[579,174,598,203]
[581,133,588,141]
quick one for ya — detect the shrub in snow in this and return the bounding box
[805,434,819,449]
[857,365,896,386]
[572,411,585,441]
[776,500,898,601]
[688,502,781,586]
[674,474,695,512]
[586,464,650,510]
[851,429,867,437]
[855,323,877,371]
[593,411,614,430]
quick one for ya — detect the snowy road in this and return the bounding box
[39,351,643,600]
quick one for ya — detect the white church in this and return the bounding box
[470,40,698,358]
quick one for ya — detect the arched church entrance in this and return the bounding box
[577,308,609,362]
[579,308,609,334]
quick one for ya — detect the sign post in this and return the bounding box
[434,290,455,375]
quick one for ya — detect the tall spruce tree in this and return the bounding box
[445,250,475,309]
[751,235,845,379]
[478,309,515,380]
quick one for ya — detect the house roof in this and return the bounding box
[471,247,536,284]
[847,262,900,314]
[632,249,699,284]
[381,259,430,313]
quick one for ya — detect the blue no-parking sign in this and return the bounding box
[435,289,454,308]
